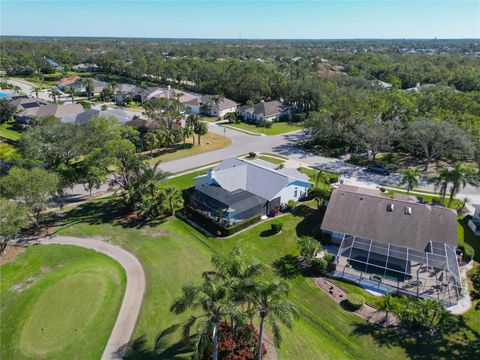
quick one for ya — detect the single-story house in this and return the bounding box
[72,63,99,72]
[57,75,81,88]
[149,85,201,105]
[114,84,140,103]
[322,184,462,306]
[240,100,289,123]
[124,117,160,132]
[65,108,132,125]
[17,103,84,124]
[468,204,480,236]
[45,57,64,71]
[11,97,49,111]
[189,157,312,222]
[184,95,238,117]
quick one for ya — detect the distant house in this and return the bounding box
[124,118,160,132]
[45,57,64,71]
[57,75,80,88]
[184,95,238,117]
[149,85,201,105]
[468,204,480,236]
[322,184,462,306]
[239,100,289,123]
[188,157,312,222]
[72,63,99,72]
[17,103,84,124]
[114,84,139,103]
[66,108,132,125]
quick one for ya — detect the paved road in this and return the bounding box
[40,236,146,360]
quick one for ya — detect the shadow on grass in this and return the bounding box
[272,254,301,279]
[293,204,325,238]
[124,323,196,360]
[351,315,480,360]
[47,197,167,234]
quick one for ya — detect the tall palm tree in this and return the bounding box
[183,125,194,148]
[430,168,451,204]
[83,78,95,99]
[248,280,298,360]
[314,169,324,188]
[33,86,41,98]
[446,162,477,207]
[49,88,60,104]
[170,278,235,360]
[378,293,396,324]
[186,114,200,146]
[401,169,420,195]
[194,121,208,146]
[158,186,183,215]
[144,131,158,157]
[140,81,148,106]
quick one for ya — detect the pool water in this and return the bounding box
[0,93,8,97]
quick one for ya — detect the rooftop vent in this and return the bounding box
[404,207,412,215]
[386,204,394,212]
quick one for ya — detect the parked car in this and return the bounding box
[366,163,390,176]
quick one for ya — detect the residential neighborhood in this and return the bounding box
[0,2,479,360]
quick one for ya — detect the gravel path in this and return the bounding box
[39,236,145,360]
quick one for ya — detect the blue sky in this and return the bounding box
[1,1,479,39]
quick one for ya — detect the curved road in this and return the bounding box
[40,236,145,360]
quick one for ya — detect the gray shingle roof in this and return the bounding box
[253,100,284,117]
[321,185,458,251]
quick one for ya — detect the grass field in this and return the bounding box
[50,194,480,359]
[0,245,126,360]
[0,142,21,161]
[146,132,231,165]
[0,124,22,141]
[225,122,303,135]
[257,155,285,165]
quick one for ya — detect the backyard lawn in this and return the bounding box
[0,142,21,161]
[0,123,22,141]
[257,155,285,165]
[0,245,126,360]
[146,132,231,165]
[224,122,303,135]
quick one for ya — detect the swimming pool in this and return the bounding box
[0,93,8,97]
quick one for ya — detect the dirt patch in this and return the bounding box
[263,332,278,360]
[11,275,38,293]
[315,277,399,327]
[0,245,24,266]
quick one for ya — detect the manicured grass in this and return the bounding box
[0,142,21,160]
[225,122,303,135]
[201,116,220,122]
[0,124,22,141]
[160,168,213,190]
[147,132,231,165]
[0,245,126,360]
[458,216,480,262]
[257,155,285,165]
[46,180,479,359]
[383,187,462,209]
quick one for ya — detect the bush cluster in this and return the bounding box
[271,222,283,234]
[346,294,365,310]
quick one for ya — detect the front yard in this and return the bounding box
[224,122,303,135]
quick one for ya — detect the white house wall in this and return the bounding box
[272,181,311,204]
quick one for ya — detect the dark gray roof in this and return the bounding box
[321,185,458,251]
[73,109,131,125]
[193,185,267,214]
[253,100,284,117]
[201,95,238,110]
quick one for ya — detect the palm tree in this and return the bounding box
[430,168,451,204]
[314,169,324,188]
[183,125,194,148]
[49,88,61,104]
[140,81,148,106]
[83,78,95,99]
[170,278,235,360]
[138,162,169,198]
[401,169,420,195]
[446,162,477,207]
[194,121,208,146]
[186,114,200,146]
[144,131,158,157]
[158,186,183,216]
[33,86,41,98]
[378,293,395,324]
[248,280,298,360]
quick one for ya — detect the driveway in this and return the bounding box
[39,236,145,360]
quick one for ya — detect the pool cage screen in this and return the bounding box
[335,235,463,306]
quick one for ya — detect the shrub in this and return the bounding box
[293,113,306,122]
[311,258,327,275]
[287,200,296,211]
[326,173,339,184]
[278,114,289,122]
[257,119,272,128]
[271,222,283,234]
[458,244,475,262]
[248,152,256,158]
[346,294,365,310]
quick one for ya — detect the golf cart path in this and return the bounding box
[40,236,145,360]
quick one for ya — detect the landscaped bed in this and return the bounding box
[0,244,126,360]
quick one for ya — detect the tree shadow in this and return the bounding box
[260,229,275,237]
[351,315,480,360]
[272,254,301,279]
[124,323,196,360]
[294,205,325,238]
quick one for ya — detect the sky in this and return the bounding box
[1,0,479,39]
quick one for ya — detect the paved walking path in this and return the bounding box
[39,236,145,360]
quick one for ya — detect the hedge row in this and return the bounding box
[184,206,261,237]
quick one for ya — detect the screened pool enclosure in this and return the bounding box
[334,235,463,306]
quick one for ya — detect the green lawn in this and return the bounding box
[0,245,126,360]
[458,216,480,262]
[257,155,285,165]
[160,168,212,190]
[50,195,480,359]
[0,124,22,141]
[225,122,303,135]
[0,142,21,161]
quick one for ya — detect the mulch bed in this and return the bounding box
[0,245,25,266]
